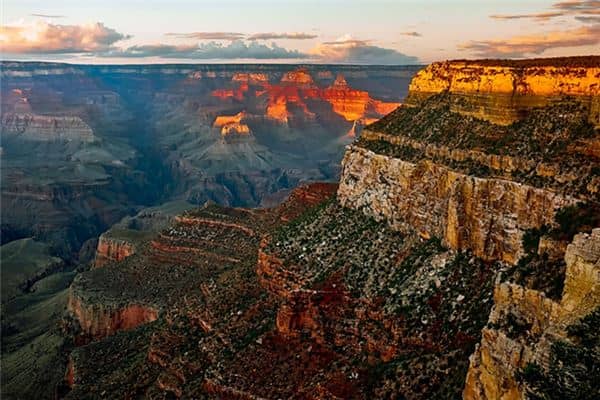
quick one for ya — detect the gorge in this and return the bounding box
[1,56,599,399]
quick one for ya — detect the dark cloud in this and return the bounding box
[459,24,600,58]
[490,12,566,21]
[554,0,600,13]
[30,13,66,18]
[400,31,422,37]
[165,32,317,41]
[99,40,307,59]
[489,1,600,20]
[165,32,245,41]
[247,32,317,40]
[575,15,600,22]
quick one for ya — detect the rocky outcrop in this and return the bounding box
[338,145,575,264]
[405,58,600,126]
[66,286,158,342]
[213,111,252,136]
[94,235,136,268]
[322,74,400,123]
[464,229,600,400]
[1,113,95,142]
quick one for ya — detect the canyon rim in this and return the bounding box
[1,1,600,399]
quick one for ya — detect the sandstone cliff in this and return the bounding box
[405,57,600,126]
[94,235,136,268]
[338,145,576,264]
[1,113,95,142]
[464,229,600,400]
[341,57,599,264]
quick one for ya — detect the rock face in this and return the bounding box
[340,56,599,264]
[322,74,401,124]
[94,235,135,268]
[464,229,600,400]
[338,146,575,264]
[66,289,158,342]
[1,114,95,142]
[405,58,600,126]
[6,57,600,399]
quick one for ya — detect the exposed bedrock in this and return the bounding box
[338,146,576,264]
[66,286,158,343]
[405,59,600,126]
[464,228,600,400]
[93,235,136,268]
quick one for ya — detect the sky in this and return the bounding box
[1,0,599,64]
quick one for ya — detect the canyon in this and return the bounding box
[1,56,599,399]
[0,63,416,399]
[0,63,416,256]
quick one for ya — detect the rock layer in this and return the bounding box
[405,58,600,126]
[464,229,600,400]
[94,235,136,268]
[338,146,575,264]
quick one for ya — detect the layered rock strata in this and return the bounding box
[405,58,600,126]
[464,229,600,400]
[338,146,576,264]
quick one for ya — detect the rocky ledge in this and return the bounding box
[464,229,600,400]
[341,57,599,264]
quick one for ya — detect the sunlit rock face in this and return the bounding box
[322,74,401,123]
[209,68,402,126]
[213,111,252,136]
[406,58,600,126]
[340,56,599,264]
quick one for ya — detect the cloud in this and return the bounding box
[309,36,419,64]
[99,40,306,59]
[553,0,600,13]
[165,32,245,41]
[489,0,600,21]
[165,32,317,41]
[247,32,317,40]
[489,12,565,21]
[575,15,600,22]
[400,31,422,37]
[459,24,600,58]
[30,13,65,19]
[0,21,129,54]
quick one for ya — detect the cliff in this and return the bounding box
[338,145,576,264]
[342,57,599,264]
[93,235,135,268]
[14,57,599,399]
[1,113,95,142]
[66,288,158,342]
[464,229,600,400]
[405,57,600,126]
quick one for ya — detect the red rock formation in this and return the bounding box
[94,235,135,268]
[322,74,400,122]
[67,288,158,342]
[281,68,316,86]
[213,111,252,136]
[209,68,400,126]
